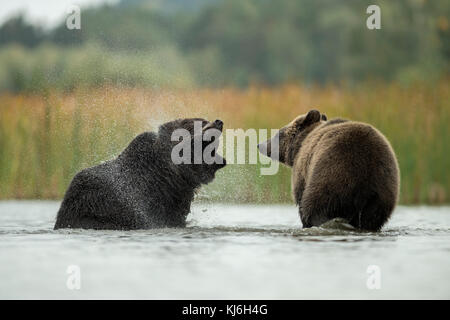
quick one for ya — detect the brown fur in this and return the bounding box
[258,110,400,231]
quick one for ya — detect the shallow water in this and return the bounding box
[0,201,449,299]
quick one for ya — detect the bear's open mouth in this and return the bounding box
[202,119,223,132]
[203,119,225,167]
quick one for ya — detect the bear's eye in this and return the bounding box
[295,119,310,132]
[292,123,304,136]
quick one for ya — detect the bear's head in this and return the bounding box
[258,110,327,166]
[158,118,226,185]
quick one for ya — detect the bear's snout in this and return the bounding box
[257,141,270,157]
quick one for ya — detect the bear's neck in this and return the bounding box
[121,141,200,196]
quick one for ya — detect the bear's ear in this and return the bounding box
[321,113,327,121]
[303,110,321,125]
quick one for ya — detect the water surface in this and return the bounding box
[0,201,449,299]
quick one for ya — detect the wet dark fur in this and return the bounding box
[258,110,400,231]
[54,118,226,230]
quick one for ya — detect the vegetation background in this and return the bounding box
[0,0,449,203]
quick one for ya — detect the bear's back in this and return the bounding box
[297,121,396,179]
[294,120,399,230]
[54,159,150,229]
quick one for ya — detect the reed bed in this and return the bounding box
[0,81,448,203]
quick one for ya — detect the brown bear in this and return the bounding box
[258,110,400,231]
[54,118,226,230]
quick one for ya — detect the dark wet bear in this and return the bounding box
[54,118,226,230]
[258,110,399,231]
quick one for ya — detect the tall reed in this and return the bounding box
[0,81,448,203]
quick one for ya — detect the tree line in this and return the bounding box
[0,0,448,90]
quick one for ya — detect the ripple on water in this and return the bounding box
[0,202,449,299]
